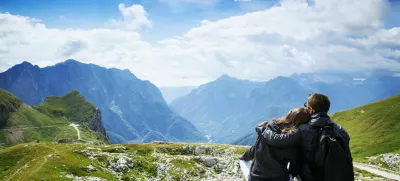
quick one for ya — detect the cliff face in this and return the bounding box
[88,108,110,143]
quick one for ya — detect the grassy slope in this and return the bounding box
[0,89,22,125]
[36,90,96,123]
[0,90,108,148]
[331,94,400,158]
[0,143,249,181]
[0,89,21,110]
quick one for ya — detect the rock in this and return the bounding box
[83,165,97,172]
[57,139,71,143]
[88,108,111,143]
[47,154,57,158]
[199,156,218,167]
[195,146,207,155]
[224,147,236,155]
[109,155,133,172]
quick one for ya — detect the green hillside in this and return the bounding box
[0,89,109,148]
[36,90,96,123]
[0,142,249,181]
[331,94,400,158]
[0,89,22,126]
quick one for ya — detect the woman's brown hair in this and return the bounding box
[272,107,310,134]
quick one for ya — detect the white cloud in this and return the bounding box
[0,0,399,87]
[109,4,151,30]
[57,40,87,57]
[159,0,218,6]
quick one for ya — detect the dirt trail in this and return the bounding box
[69,123,81,140]
[0,125,63,130]
[354,162,400,180]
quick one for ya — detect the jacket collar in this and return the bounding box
[309,112,332,127]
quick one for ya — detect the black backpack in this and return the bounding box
[312,124,354,181]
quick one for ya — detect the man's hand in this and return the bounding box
[257,121,269,127]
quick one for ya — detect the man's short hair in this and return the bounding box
[307,93,330,113]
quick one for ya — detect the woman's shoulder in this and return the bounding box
[267,123,282,133]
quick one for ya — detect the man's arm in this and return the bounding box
[255,126,267,136]
[261,128,301,147]
[333,123,350,142]
[240,145,255,161]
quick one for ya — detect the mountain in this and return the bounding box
[292,70,400,112]
[171,74,264,143]
[0,60,203,144]
[172,72,400,144]
[0,89,110,148]
[233,94,400,159]
[160,86,196,103]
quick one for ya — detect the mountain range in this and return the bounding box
[0,60,203,144]
[160,86,196,104]
[171,72,400,143]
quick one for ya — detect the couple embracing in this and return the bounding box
[240,93,354,181]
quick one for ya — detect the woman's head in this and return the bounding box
[272,107,310,133]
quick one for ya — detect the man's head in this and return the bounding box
[305,93,330,114]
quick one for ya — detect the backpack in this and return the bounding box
[312,123,354,181]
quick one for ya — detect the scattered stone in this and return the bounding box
[109,155,133,172]
[47,154,57,158]
[83,165,97,172]
[64,174,105,181]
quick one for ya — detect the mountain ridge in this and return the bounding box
[0,60,204,144]
[172,71,399,144]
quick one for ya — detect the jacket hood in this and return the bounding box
[309,112,333,127]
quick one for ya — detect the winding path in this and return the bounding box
[353,162,400,180]
[0,125,64,130]
[69,123,81,140]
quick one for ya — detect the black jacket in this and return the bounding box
[261,112,351,181]
[240,123,301,181]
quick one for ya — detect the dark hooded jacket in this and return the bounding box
[240,123,301,181]
[261,112,351,181]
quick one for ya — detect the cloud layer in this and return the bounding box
[0,0,399,86]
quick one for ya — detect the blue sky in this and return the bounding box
[0,0,399,86]
[0,0,279,42]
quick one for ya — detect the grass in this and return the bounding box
[0,142,246,181]
[330,94,400,158]
[0,89,22,126]
[36,90,96,123]
[0,90,109,147]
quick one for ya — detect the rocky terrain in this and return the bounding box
[366,152,400,172]
[2,141,399,181]
[0,142,249,181]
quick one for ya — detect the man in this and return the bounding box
[261,93,352,181]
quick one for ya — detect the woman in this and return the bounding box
[240,107,310,181]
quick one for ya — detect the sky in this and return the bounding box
[0,0,399,87]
